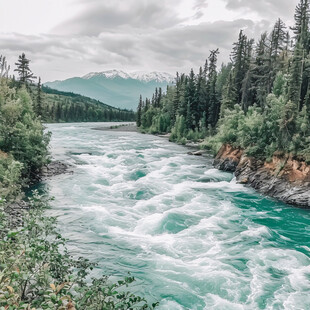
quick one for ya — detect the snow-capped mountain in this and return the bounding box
[83,70,130,80]
[45,70,174,110]
[129,71,175,83]
[82,70,175,83]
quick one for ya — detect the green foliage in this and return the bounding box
[139,50,221,140]
[207,93,310,159]
[149,112,171,134]
[0,82,50,180]
[0,193,158,309]
[170,115,187,143]
[0,153,23,201]
[38,86,136,123]
[138,0,310,162]
[0,58,157,310]
[14,53,36,85]
[272,72,286,97]
[186,129,203,142]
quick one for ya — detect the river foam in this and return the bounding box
[43,123,310,310]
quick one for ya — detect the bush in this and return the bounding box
[0,153,23,201]
[0,84,50,179]
[205,94,302,159]
[170,115,187,142]
[0,193,158,309]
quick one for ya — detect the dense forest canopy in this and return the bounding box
[4,54,136,123]
[40,85,135,123]
[138,0,310,162]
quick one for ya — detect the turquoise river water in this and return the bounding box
[42,122,310,310]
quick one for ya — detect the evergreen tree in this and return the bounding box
[220,71,237,116]
[270,19,287,69]
[136,0,310,158]
[0,55,10,78]
[241,69,254,112]
[291,0,310,50]
[195,67,207,129]
[172,73,182,124]
[288,42,304,109]
[177,74,188,118]
[185,69,196,129]
[252,32,270,108]
[279,100,298,150]
[36,77,43,117]
[207,49,220,127]
[272,71,286,97]
[14,53,36,85]
[230,30,248,104]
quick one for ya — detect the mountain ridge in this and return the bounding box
[82,70,175,83]
[44,70,174,110]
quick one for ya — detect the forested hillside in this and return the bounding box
[8,53,136,123]
[138,0,310,162]
[38,85,135,122]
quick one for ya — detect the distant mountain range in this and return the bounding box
[44,70,175,110]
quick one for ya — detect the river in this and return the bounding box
[41,122,310,310]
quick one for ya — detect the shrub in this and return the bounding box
[0,193,158,309]
[0,84,50,179]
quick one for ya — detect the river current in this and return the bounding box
[42,122,310,310]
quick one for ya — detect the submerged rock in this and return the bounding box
[214,145,310,208]
[41,161,72,180]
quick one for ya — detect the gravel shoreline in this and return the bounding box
[5,160,73,227]
[92,123,137,132]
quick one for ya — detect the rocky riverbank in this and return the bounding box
[5,160,72,228]
[93,123,137,132]
[41,160,72,180]
[214,144,310,208]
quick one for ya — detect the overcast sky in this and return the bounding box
[0,0,300,82]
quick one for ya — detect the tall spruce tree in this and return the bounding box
[291,0,310,50]
[207,49,220,127]
[185,69,196,129]
[36,77,43,117]
[14,53,36,85]
[231,31,247,104]
[195,66,207,129]
[252,32,271,108]
[172,72,181,124]
[221,71,237,116]
[288,42,304,109]
[0,55,10,78]
[137,95,143,127]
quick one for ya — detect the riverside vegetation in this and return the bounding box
[13,54,136,124]
[0,57,157,309]
[137,0,310,164]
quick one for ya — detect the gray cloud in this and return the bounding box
[52,0,184,36]
[1,17,270,82]
[193,0,208,10]
[223,0,298,20]
[192,0,208,19]
[142,18,270,71]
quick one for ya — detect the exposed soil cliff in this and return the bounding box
[214,144,310,208]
